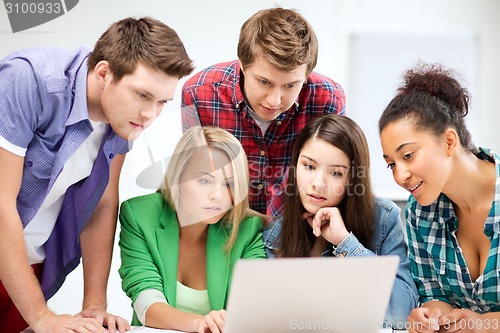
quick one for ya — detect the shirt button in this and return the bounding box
[27,160,33,167]
[276,121,282,126]
[257,184,264,190]
[235,104,240,109]
[109,153,114,159]
[260,150,266,156]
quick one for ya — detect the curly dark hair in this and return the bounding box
[378,63,474,152]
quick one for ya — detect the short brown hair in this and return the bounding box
[88,17,193,82]
[237,7,318,76]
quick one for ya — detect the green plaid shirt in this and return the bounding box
[406,147,500,313]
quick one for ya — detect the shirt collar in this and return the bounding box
[414,147,500,236]
[476,147,500,236]
[66,51,91,126]
[232,61,245,109]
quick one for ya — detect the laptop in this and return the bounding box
[223,256,399,333]
[22,257,398,333]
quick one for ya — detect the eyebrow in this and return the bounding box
[195,172,215,178]
[300,155,349,169]
[382,142,416,158]
[254,74,303,86]
[194,172,235,181]
[135,86,173,103]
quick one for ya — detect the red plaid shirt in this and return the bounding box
[182,60,345,214]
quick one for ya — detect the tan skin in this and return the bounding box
[178,223,208,290]
[381,120,499,332]
[454,204,492,283]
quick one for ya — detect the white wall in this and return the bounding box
[1,0,500,321]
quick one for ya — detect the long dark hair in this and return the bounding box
[378,63,474,152]
[278,115,375,257]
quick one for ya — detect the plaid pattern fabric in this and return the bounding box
[266,168,289,218]
[182,60,345,213]
[406,147,500,312]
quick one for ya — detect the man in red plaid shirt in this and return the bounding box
[182,7,345,215]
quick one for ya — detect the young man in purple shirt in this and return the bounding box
[0,17,193,333]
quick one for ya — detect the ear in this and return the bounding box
[92,60,112,88]
[238,60,245,75]
[443,128,460,156]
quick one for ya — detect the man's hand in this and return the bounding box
[31,310,106,333]
[76,306,130,333]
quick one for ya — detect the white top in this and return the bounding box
[247,108,273,135]
[175,280,211,315]
[134,282,211,326]
[0,134,27,156]
[23,120,107,264]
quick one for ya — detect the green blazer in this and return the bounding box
[118,193,265,325]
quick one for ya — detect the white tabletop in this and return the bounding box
[23,326,406,333]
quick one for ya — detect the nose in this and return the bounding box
[209,183,224,201]
[311,169,327,191]
[140,102,162,121]
[266,87,281,108]
[393,164,410,188]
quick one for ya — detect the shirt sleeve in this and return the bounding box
[406,202,450,305]
[118,201,167,305]
[241,216,266,259]
[262,216,283,258]
[0,56,41,150]
[327,89,346,116]
[134,289,169,325]
[0,135,26,156]
[181,82,202,132]
[375,201,418,327]
[266,168,289,218]
[319,78,346,116]
[331,232,372,257]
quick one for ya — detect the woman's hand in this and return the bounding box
[407,307,442,333]
[194,309,226,333]
[310,207,349,246]
[439,309,498,333]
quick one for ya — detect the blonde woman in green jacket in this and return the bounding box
[119,126,265,332]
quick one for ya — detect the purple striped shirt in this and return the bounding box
[0,47,130,299]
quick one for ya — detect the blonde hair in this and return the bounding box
[237,7,318,76]
[161,126,254,250]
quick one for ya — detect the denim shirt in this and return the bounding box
[263,197,418,328]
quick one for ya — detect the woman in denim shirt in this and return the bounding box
[264,114,417,328]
